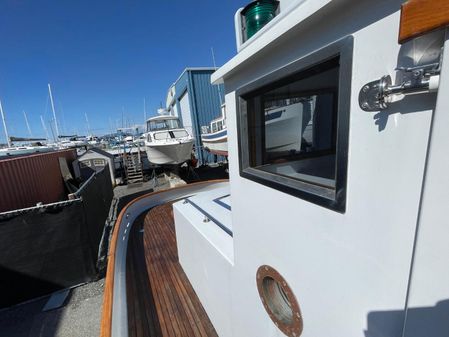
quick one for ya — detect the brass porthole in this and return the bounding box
[256,265,303,337]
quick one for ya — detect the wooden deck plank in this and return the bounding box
[126,203,219,337]
[144,209,209,337]
[126,215,162,337]
[144,207,207,337]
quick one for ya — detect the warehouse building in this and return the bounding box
[165,67,225,166]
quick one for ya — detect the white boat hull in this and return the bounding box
[0,146,55,157]
[201,130,228,156]
[145,140,193,165]
[265,103,303,152]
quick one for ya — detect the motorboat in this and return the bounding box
[201,104,228,156]
[144,115,194,165]
[59,137,88,148]
[101,1,449,337]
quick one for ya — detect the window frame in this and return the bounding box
[236,36,353,213]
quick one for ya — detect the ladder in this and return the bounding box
[123,144,143,184]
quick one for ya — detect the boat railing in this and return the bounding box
[100,180,229,337]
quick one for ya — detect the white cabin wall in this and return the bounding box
[278,0,300,12]
[402,31,449,337]
[223,1,437,336]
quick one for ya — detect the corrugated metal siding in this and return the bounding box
[173,69,225,165]
[190,70,225,165]
[0,149,77,212]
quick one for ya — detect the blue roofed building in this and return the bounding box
[165,67,225,166]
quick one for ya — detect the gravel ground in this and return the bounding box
[0,278,104,337]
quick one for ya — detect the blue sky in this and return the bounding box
[0,0,246,141]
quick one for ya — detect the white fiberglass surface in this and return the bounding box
[185,185,232,232]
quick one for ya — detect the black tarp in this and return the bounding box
[0,167,113,308]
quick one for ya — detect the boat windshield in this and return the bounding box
[147,118,181,131]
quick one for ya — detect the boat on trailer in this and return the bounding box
[101,1,449,337]
[201,104,228,157]
[144,115,194,165]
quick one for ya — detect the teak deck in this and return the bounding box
[126,203,218,337]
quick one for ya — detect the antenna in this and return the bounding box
[48,83,60,140]
[211,47,223,105]
[23,111,33,138]
[0,98,11,147]
[40,115,50,141]
[144,98,147,122]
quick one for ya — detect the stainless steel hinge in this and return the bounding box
[359,53,442,111]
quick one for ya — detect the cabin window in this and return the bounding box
[147,118,181,131]
[80,160,91,168]
[153,131,170,140]
[217,121,223,131]
[93,159,106,167]
[212,122,218,133]
[172,130,188,138]
[237,38,352,212]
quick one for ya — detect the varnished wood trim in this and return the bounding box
[399,0,449,43]
[100,180,228,337]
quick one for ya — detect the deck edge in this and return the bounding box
[100,179,229,337]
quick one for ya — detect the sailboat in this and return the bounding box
[0,138,55,157]
[0,100,55,157]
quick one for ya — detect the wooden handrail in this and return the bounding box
[399,0,449,43]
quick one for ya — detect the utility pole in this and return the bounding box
[0,98,11,147]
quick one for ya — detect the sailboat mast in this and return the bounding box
[23,111,33,138]
[211,47,223,105]
[85,112,91,136]
[144,98,147,123]
[40,115,50,141]
[0,98,11,147]
[48,83,59,140]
